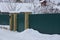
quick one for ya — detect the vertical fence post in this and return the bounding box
[13,13,17,31]
[25,12,31,29]
[9,13,17,31]
[10,14,13,31]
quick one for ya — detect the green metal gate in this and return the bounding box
[17,13,25,32]
[0,12,25,32]
[0,13,9,25]
[29,13,60,34]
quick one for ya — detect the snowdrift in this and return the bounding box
[0,29,60,40]
[0,25,10,30]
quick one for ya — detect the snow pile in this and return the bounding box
[0,25,10,30]
[0,29,19,40]
[0,29,60,40]
[19,29,60,40]
[0,0,60,14]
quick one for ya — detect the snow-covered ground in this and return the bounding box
[0,25,10,30]
[0,29,60,40]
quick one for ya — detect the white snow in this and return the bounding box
[0,29,60,40]
[33,0,60,14]
[0,3,34,13]
[0,0,16,2]
[0,0,60,14]
[0,29,19,40]
[0,25,10,30]
[53,5,60,10]
[50,0,60,4]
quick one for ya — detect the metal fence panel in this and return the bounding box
[17,13,25,32]
[0,13,9,25]
[29,13,60,34]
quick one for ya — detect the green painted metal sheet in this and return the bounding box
[0,13,9,25]
[17,13,25,32]
[29,14,60,34]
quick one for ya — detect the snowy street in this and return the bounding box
[0,29,60,40]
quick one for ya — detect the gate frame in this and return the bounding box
[10,12,31,31]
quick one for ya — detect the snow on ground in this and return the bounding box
[0,25,10,30]
[0,29,20,40]
[0,29,60,40]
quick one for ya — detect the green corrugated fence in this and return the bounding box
[17,13,25,32]
[29,13,60,34]
[0,14,9,25]
[0,13,60,34]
